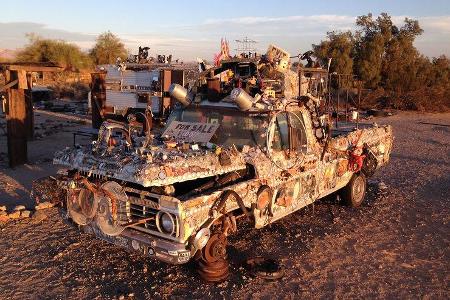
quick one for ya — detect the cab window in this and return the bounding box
[167,108,267,147]
[290,111,308,153]
[271,111,307,153]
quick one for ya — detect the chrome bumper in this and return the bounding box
[81,223,191,264]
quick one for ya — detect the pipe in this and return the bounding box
[169,84,192,107]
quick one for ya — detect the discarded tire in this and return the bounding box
[245,257,284,280]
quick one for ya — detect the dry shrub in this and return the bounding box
[362,87,450,112]
[360,87,386,110]
[50,81,90,100]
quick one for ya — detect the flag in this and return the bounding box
[222,38,230,59]
[214,38,231,66]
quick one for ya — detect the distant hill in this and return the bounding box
[0,48,18,61]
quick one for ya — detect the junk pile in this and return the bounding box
[54,119,247,189]
[184,44,307,110]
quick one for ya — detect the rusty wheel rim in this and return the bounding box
[203,234,227,263]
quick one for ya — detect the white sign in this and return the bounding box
[162,121,220,143]
[122,85,152,91]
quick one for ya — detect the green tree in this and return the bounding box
[428,55,450,109]
[354,13,426,92]
[313,31,355,89]
[311,12,449,110]
[430,55,450,87]
[16,34,92,70]
[381,18,424,93]
[89,31,127,65]
[314,31,354,75]
[354,13,395,88]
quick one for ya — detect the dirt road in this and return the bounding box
[0,112,449,299]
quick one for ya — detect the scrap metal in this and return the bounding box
[51,44,394,282]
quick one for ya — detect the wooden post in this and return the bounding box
[91,72,106,129]
[1,62,62,168]
[5,70,28,167]
[25,72,34,140]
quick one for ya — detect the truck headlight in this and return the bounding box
[157,212,175,235]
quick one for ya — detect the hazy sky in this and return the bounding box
[1,0,449,61]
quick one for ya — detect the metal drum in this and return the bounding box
[230,88,254,111]
[169,84,191,107]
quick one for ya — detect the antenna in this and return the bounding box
[234,37,258,53]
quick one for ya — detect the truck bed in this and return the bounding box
[331,122,373,138]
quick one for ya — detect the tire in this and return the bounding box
[340,173,367,207]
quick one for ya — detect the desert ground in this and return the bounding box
[0,111,449,299]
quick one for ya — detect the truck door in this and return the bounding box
[267,111,308,170]
[266,111,310,210]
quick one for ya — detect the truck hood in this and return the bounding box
[53,145,247,187]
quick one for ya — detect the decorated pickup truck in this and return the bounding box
[53,45,393,282]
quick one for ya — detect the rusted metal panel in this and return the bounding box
[161,69,171,92]
[170,70,184,87]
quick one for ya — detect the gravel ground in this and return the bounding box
[0,111,449,299]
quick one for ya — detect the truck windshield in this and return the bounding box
[166,108,268,147]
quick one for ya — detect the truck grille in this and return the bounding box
[125,189,179,238]
[129,202,159,231]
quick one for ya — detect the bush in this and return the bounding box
[50,81,90,101]
[17,34,92,71]
[362,87,450,112]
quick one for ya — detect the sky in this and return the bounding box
[1,0,450,61]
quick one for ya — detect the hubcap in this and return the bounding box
[352,176,365,203]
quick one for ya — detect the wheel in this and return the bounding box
[340,173,367,207]
[196,233,230,282]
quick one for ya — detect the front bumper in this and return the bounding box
[80,221,192,264]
